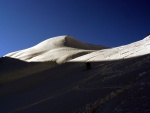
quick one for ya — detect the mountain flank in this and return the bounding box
[0,35,150,113]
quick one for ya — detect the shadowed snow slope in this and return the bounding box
[71,35,150,62]
[5,35,106,63]
[1,35,150,113]
[1,54,150,113]
[1,35,106,83]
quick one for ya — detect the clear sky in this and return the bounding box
[0,0,150,56]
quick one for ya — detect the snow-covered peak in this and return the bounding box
[143,35,150,40]
[4,35,106,62]
[5,35,150,63]
[31,35,105,50]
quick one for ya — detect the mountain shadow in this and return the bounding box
[0,57,31,73]
[0,57,57,84]
[0,54,150,113]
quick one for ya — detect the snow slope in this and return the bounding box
[5,35,106,63]
[1,53,150,113]
[1,35,150,113]
[71,35,150,62]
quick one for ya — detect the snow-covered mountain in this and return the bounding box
[1,35,106,84]
[5,35,106,63]
[1,35,150,113]
[5,35,150,63]
[71,35,150,62]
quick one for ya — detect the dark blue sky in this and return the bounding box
[0,0,150,56]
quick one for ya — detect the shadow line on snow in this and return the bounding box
[0,54,150,113]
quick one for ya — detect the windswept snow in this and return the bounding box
[5,35,150,63]
[71,35,150,62]
[1,35,150,113]
[2,35,107,83]
[5,35,106,63]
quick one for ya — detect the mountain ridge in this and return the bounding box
[1,35,150,113]
[71,35,150,62]
[5,35,106,62]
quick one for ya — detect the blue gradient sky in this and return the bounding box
[0,0,150,56]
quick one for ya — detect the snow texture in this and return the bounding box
[5,35,106,63]
[71,35,150,62]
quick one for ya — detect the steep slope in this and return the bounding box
[5,35,106,63]
[1,35,150,113]
[0,57,56,84]
[1,35,106,84]
[71,35,150,62]
[1,54,150,113]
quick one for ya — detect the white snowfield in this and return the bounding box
[5,35,150,63]
[5,35,106,63]
[71,35,150,62]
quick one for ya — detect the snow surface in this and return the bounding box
[5,35,150,63]
[1,35,150,113]
[5,35,106,63]
[71,35,150,62]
